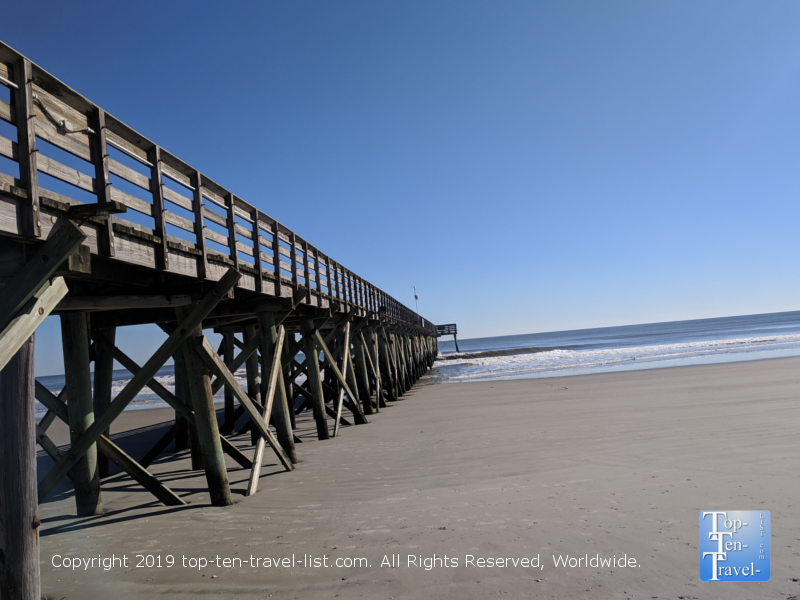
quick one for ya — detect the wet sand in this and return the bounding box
[38,357,800,599]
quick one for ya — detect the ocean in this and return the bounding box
[432,310,800,383]
[36,310,800,416]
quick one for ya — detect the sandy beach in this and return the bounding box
[38,357,800,599]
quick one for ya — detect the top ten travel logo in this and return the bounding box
[699,511,770,581]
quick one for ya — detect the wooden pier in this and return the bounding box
[0,41,439,599]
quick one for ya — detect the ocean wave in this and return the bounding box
[433,332,800,383]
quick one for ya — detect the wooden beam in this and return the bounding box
[96,434,186,506]
[0,219,84,333]
[57,294,192,312]
[37,268,241,503]
[0,277,69,372]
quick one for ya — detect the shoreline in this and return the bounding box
[38,355,800,598]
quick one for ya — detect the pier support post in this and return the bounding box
[301,320,330,440]
[257,313,297,463]
[244,324,261,445]
[93,325,115,478]
[176,306,232,506]
[354,332,373,415]
[378,329,396,401]
[60,312,102,516]
[0,336,40,600]
[221,332,236,435]
[282,338,297,430]
[174,348,202,468]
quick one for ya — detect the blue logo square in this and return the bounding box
[699,511,770,581]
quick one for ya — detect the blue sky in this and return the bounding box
[3,1,800,374]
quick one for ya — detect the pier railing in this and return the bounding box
[0,41,433,332]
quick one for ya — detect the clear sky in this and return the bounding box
[3,1,800,374]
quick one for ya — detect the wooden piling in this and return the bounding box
[173,348,202,468]
[354,332,372,415]
[222,331,236,434]
[92,325,115,478]
[60,312,102,516]
[301,320,329,440]
[176,306,232,506]
[257,313,297,463]
[0,336,40,600]
[244,324,261,445]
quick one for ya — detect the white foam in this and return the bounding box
[433,333,800,382]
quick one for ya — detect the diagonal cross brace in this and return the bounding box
[34,381,185,506]
[0,277,69,372]
[332,322,350,437]
[246,325,286,496]
[92,332,252,469]
[312,330,367,424]
[194,336,294,472]
[37,268,241,503]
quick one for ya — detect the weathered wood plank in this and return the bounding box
[0,133,16,161]
[162,185,193,212]
[105,129,149,163]
[203,207,227,228]
[109,187,153,216]
[0,97,14,125]
[32,117,92,162]
[164,210,195,232]
[108,157,150,190]
[204,226,229,247]
[0,277,69,372]
[37,154,95,193]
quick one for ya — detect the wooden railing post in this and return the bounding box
[191,171,208,279]
[12,58,40,238]
[90,108,115,257]
[271,220,282,296]
[289,232,299,291]
[148,146,169,269]
[225,193,240,272]
[249,210,264,293]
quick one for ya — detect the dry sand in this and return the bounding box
[38,357,800,599]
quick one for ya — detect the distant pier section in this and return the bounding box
[436,323,460,353]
